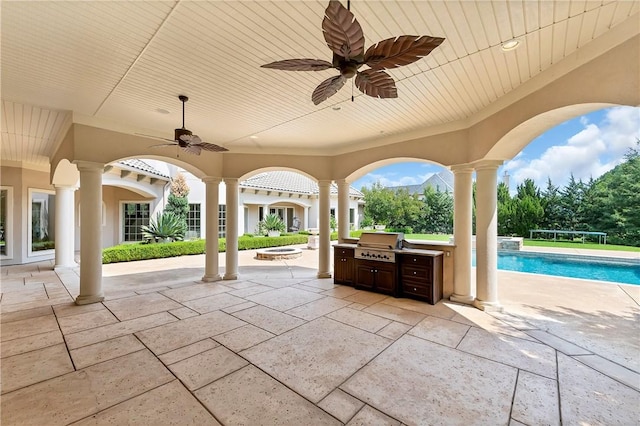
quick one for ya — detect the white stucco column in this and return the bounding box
[224,178,239,280]
[202,177,221,282]
[262,204,269,220]
[450,165,474,304]
[74,161,104,305]
[53,185,78,270]
[303,206,310,230]
[473,160,503,311]
[337,179,350,242]
[317,180,332,278]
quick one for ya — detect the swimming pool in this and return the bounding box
[472,251,640,285]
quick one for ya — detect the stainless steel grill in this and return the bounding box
[354,232,404,263]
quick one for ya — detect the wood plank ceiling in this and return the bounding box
[1,1,638,167]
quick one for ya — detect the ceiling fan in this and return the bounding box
[261,0,445,105]
[143,95,228,155]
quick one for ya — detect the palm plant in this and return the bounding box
[141,211,187,242]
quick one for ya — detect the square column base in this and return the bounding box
[450,295,475,305]
[75,294,105,305]
[317,272,331,279]
[202,274,222,282]
[473,299,503,312]
[223,273,238,280]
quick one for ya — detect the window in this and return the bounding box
[259,206,264,222]
[349,208,355,225]
[330,208,336,217]
[218,204,226,238]
[187,203,201,238]
[0,187,13,258]
[30,189,56,253]
[122,203,150,242]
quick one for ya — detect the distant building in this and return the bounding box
[385,170,454,197]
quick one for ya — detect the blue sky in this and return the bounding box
[352,106,640,192]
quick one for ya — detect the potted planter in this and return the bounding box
[262,214,286,237]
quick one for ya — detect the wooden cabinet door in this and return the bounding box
[355,262,376,290]
[374,263,396,295]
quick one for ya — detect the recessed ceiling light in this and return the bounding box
[501,39,520,51]
[249,135,258,139]
[156,108,170,114]
[332,106,341,111]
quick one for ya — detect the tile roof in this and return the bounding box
[118,159,170,178]
[387,170,454,194]
[240,171,363,198]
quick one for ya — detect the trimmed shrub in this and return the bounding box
[102,230,363,264]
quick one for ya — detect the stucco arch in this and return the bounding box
[485,103,620,160]
[101,174,160,198]
[237,166,319,183]
[52,124,221,179]
[345,157,447,183]
[50,159,79,186]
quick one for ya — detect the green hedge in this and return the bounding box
[102,231,362,264]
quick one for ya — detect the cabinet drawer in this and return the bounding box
[335,248,354,258]
[401,255,431,267]
[400,265,432,280]
[402,280,432,298]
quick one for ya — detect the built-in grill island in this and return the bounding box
[334,232,444,304]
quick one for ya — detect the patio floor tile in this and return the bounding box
[511,370,560,426]
[169,346,248,390]
[158,339,220,365]
[241,317,391,403]
[57,309,119,334]
[326,307,391,333]
[103,292,183,320]
[318,389,365,423]
[70,380,220,425]
[246,287,325,311]
[1,329,64,358]
[213,324,275,352]
[182,292,247,314]
[558,353,640,425]
[285,296,352,321]
[0,350,174,425]
[69,335,146,369]
[1,314,59,342]
[231,305,305,334]
[457,327,558,379]
[195,365,341,426]
[1,344,74,394]
[363,302,426,326]
[161,282,231,302]
[135,311,245,355]
[347,405,401,426]
[341,335,517,425]
[408,315,470,348]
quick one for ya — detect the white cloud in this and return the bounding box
[508,106,640,189]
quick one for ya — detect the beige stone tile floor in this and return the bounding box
[1,245,639,425]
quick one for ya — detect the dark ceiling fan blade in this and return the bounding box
[261,59,334,71]
[149,142,179,148]
[355,69,398,99]
[322,0,365,60]
[180,134,199,143]
[136,133,176,143]
[194,142,229,152]
[364,35,445,70]
[312,75,347,105]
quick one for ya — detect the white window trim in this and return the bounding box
[28,188,55,258]
[119,200,152,243]
[1,186,14,260]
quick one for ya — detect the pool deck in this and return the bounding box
[1,245,638,425]
[522,245,640,260]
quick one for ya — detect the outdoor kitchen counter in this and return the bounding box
[395,248,444,256]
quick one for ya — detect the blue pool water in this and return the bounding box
[472,252,640,285]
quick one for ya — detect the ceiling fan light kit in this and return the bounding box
[261,0,445,105]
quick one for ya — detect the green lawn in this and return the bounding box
[403,233,639,252]
[523,239,640,252]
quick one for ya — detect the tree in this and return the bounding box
[362,182,396,225]
[165,173,190,227]
[497,182,515,235]
[510,179,544,237]
[421,187,453,234]
[583,143,640,246]
[387,188,422,232]
[540,178,562,230]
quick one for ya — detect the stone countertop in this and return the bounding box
[396,248,444,256]
[333,243,357,249]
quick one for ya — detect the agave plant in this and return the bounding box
[262,214,286,233]
[141,211,187,242]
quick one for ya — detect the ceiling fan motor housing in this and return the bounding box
[174,127,192,146]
